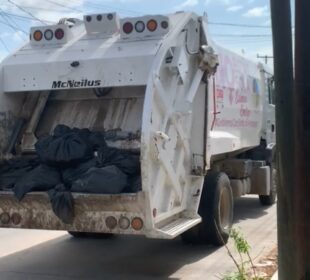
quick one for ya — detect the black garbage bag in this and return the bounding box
[64,126,106,150]
[13,165,61,200]
[0,158,40,190]
[53,124,72,136]
[88,131,107,150]
[123,175,142,193]
[71,165,127,194]
[98,147,140,175]
[48,184,74,224]
[62,158,98,185]
[35,129,93,165]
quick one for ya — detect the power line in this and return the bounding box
[257,54,274,64]
[0,9,27,35]
[209,21,271,28]
[7,0,48,25]
[84,0,141,15]
[213,33,272,37]
[0,16,28,35]
[2,11,33,21]
[216,40,272,44]
[17,5,79,13]
[3,11,54,24]
[66,0,141,15]
[45,0,83,13]
[0,37,10,52]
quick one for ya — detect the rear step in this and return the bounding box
[155,217,201,239]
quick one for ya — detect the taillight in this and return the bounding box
[33,30,43,41]
[161,20,169,29]
[135,21,145,33]
[105,216,117,229]
[44,29,53,41]
[55,28,64,40]
[131,217,144,231]
[147,19,157,32]
[119,216,130,229]
[123,22,133,34]
[11,213,21,225]
[0,212,10,224]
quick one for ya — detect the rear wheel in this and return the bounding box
[68,231,114,239]
[182,171,234,246]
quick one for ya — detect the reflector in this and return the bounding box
[161,20,169,29]
[135,21,145,33]
[33,30,43,41]
[55,28,65,40]
[107,13,114,20]
[106,216,117,229]
[119,216,130,229]
[44,29,53,41]
[131,217,144,231]
[123,22,133,34]
[0,212,10,225]
[147,19,157,32]
[11,213,21,225]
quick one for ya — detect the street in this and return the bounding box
[0,195,277,280]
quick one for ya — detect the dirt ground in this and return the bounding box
[248,246,278,279]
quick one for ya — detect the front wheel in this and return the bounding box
[182,171,234,246]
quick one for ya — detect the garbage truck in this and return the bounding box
[0,11,276,246]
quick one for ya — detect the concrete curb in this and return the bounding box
[271,271,278,280]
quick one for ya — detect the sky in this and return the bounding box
[0,0,282,67]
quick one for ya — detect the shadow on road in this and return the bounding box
[0,195,274,280]
[0,234,218,280]
[233,195,271,223]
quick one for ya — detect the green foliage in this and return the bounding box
[223,274,266,280]
[223,271,247,280]
[221,227,268,280]
[230,228,250,254]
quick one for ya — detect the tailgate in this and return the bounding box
[0,191,146,235]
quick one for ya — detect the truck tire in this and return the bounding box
[259,167,277,206]
[68,231,114,239]
[181,171,234,246]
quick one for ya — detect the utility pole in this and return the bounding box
[257,54,273,64]
[270,0,296,279]
[294,0,310,278]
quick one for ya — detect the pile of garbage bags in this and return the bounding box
[0,125,141,223]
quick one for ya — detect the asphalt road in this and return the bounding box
[0,195,277,280]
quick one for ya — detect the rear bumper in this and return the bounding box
[0,191,146,235]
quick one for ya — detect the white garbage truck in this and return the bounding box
[0,12,275,245]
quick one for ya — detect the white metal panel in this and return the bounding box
[207,41,264,156]
[2,35,162,92]
[84,13,120,36]
[120,15,170,40]
[140,12,206,232]
[30,23,85,46]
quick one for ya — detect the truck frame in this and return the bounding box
[0,12,276,245]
